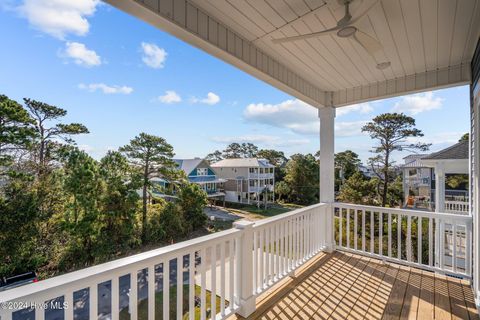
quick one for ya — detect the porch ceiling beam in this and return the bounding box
[331,63,471,107]
[105,0,328,108]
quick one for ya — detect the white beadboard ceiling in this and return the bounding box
[108,0,480,107]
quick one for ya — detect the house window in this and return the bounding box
[249,168,254,173]
[197,168,208,176]
[260,168,264,174]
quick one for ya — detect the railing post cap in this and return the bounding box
[233,220,255,230]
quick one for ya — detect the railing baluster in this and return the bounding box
[439,219,445,270]
[128,273,135,320]
[362,209,366,252]
[147,266,154,320]
[35,303,44,320]
[339,209,343,248]
[235,236,241,307]
[466,222,472,276]
[200,248,206,320]
[354,209,358,251]
[211,245,217,320]
[388,213,392,258]
[397,214,402,260]
[112,276,120,320]
[177,256,183,320]
[379,211,383,256]
[429,217,433,266]
[407,215,412,262]
[452,223,457,272]
[418,217,422,265]
[229,240,234,311]
[259,228,264,287]
[371,210,375,253]
[164,260,170,320]
[220,242,226,318]
[346,208,350,249]
[253,231,258,293]
[280,222,284,277]
[64,291,73,320]
[189,252,195,320]
[266,226,270,283]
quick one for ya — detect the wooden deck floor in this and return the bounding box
[239,251,479,320]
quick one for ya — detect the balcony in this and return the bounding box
[248,173,274,180]
[1,203,476,320]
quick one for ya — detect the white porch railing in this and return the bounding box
[0,203,328,320]
[333,203,473,278]
[445,200,469,214]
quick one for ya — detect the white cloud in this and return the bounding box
[62,42,101,67]
[78,83,133,94]
[336,103,373,117]
[18,0,99,39]
[243,98,370,137]
[243,99,318,135]
[192,92,221,105]
[157,90,182,104]
[141,42,167,69]
[211,134,309,147]
[392,91,443,115]
[335,121,368,137]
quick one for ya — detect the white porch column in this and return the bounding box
[319,106,335,252]
[233,220,256,317]
[435,164,445,212]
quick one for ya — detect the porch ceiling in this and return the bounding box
[107,0,480,107]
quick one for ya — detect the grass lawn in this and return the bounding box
[120,284,226,320]
[225,202,297,219]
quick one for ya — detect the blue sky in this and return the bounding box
[0,1,470,164]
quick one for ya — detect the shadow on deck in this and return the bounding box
[232,251,479,320]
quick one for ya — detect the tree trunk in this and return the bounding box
[382,153,390,207]
[141,161,149,243]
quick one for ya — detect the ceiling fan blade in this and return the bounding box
[272,25,341,44]
[348,0,381,25]
[353,30,383,56]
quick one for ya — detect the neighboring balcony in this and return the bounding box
[248,185,274,193]
[0,203,477,320]
[248,173,274,180]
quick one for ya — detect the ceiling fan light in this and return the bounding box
[337,26,357,38]
[376,61,391,70]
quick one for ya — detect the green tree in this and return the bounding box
[284,153,319,205]
[338,172,377,205]
[99,151,140,253]
[205,150,223,162]
[362,113,430,207]
[178,183,208,232]
[159,202,185,243]
[119,133,176,243]
[335,150,361,181]
[24,98,89,175]
[0,95,36,170]
[240,143,258,158]
[0,175,42,277]
[275,180,291,202]
[459,133,469,142]
[61,148,103,266]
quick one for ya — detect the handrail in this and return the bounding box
[333,202,472,278]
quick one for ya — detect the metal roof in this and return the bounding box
[211,158,274,168]
[422,141,469,160]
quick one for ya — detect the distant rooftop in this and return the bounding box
[422,140,469,160]
[211,158,274,168]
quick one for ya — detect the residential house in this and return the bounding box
[211,158,275,205]
[149,158,226,205]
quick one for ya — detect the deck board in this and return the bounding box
[231,251,479,320]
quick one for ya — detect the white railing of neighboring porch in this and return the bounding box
[445,200,469,214]
[333,203,473,278]
[0,203,328,320]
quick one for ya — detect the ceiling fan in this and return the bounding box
[272,0,391,70]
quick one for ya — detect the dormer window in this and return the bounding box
[197,168,208,176]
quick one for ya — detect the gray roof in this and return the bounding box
[401,154,429,168]
[211,158,274,168]
[422,141,469,160]
[173,158,206,175]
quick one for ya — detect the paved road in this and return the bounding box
[204,206,241,222]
